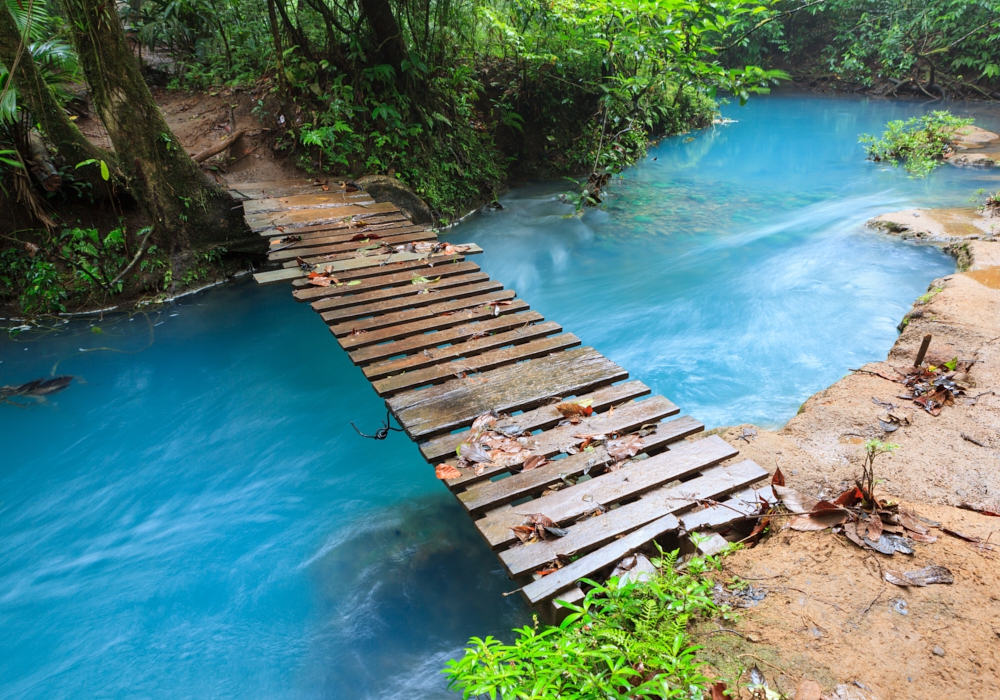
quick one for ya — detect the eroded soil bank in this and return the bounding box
[693,183,1000,697]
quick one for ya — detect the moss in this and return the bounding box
[944,242,973,272]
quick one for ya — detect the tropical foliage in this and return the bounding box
[729,0,1000,96]
[860,110,973,176]
[444,548,725,700]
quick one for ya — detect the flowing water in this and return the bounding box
[2,93,998,699]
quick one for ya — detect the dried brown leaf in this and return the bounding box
[435,463,462,480]
[773,485,819,514]
[522,455,547,471]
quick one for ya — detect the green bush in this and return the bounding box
[860,111,974,177]
[444,548,724,700]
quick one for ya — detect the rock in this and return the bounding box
[933,646,945,657]
[356,174,434,225]
[947,124,1000,146]
[947,152,995,169]
[611,553,657,586]
[795,679,822,700]
[829,683,879,700]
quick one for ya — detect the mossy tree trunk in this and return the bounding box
[358,0,408,76]
[59,0,247,251]
[0,3,111,186]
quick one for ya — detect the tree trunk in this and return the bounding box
[0,3,111,185]
[358,0,408,75]
[59,0,248,250]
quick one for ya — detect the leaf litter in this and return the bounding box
[765,450,963,582]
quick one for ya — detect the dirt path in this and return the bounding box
[77,87,306,184]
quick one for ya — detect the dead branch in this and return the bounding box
[192,129,247,163]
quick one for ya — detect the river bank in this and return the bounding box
[693,196,1000,696]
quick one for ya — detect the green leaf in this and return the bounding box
[100,160,110,181]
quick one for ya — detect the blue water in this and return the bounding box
[1,93,996,698]
[447,92,999,427]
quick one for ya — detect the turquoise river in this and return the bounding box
[3,93,999,698]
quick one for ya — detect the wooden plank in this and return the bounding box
[474,435,738,549]
[269,230,436,262]
[297,260,480,302]
[267,246,480,286]
[374,333,581,396]
[267,214,410,242]
[387,346,629,440]
[268,225,426,256]
[249,202,397,232]
[444,395,680,488]
[457,415,703,515]
[249,200,394,232]
[364,318,558,381]
[281,235,443,268]
[263,212,408,237]
[245,192,375,213]
[320,280,503,323]
[330,289,516,337]
[500,460,766,577]
[254,267,305,285]
[347,309,542,365]
[320,245,478,273]
[679,486,773,533]
[339,299,530,350]
[422,379,652,468]
[247,200,392,226]
[521,514,680,605]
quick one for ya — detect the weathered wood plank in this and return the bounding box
[245,192,375,213]
[458,415,703,515]
[500,460,766,577]
[268,221,430,252]
[281,235,444,269]
[260,214,404,237]
[252,205,397,235]
[258,247,481,287]
[319,280,503,322]
[298,261,480,301]
[320,246,478,273]
[374,333,581,396]
[387,347,629,440]
[267,215,410,242]
[270,230,436,262]
[422,379,652,468]
[520,514,680,605]
[250,202,397,232]
[444,395,680,488]
[339,299,529,350]
[254,267,306,285]
[363,318,557,381]
[330,289,516,337]
[679,486,773,533]
[474,435,738,549]
[347,309,542,365]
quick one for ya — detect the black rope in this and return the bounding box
[351,409,405,440]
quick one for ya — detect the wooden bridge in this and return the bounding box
[241,178,769,608]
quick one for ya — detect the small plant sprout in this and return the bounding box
[860,440,899,507]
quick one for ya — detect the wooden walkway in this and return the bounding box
[242,178,769,607]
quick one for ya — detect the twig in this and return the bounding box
[853,584,886,621]
[108,227,154,289]
[961,432,988,447]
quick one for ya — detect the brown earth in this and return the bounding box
[697,202,1000,698]
[76,86,305,185]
